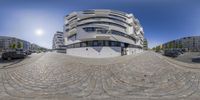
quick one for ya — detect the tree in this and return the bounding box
[169,42,173,49]
[17,42,23,49]
[152,47,156,51]
[175,43,183,49]
[155,46,161,52]
[11,43,17,49]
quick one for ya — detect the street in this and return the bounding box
[0,52,200,100]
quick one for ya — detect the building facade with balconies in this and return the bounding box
[64,9,144,58]
[52,31,64,49]
[0,36,31,52]
[157,36,200,52]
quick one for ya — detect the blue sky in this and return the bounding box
[0,0,200,48]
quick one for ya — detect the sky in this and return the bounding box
[0,0,200,48]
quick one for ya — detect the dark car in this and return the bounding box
[164,50,179,57]
[1,49,27,60]
[192,56,200,63]
[26,50,32,55]
[173,49,184,54]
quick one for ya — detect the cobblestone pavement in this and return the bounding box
[0,51,200,100]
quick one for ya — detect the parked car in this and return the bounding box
[172,48,184,54]
[192,56,200,63]
[164,50,180,57]
[1,49,27,60]
[25,50,32,55]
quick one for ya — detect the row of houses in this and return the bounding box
[153,36,200,52]
[0,36,46,53]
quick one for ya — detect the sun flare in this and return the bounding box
[35,29,44,36]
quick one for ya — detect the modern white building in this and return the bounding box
[52,31,64,49]
[64,9,144,58]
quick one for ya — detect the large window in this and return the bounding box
[83,27,135,42]
[97,40,104,46]
[74,43,80,48]
[83,27,108,34]
[97,29,108,34]
[78,16,130,26]
[78,21,126,29]
[83,27,95,32]
[104,41,109,46]
[81,42,87,47]
[93,40,98,46]
[66,40,141,49]
[88,41,93,46]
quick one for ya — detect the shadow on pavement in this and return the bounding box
[0,57,26,68]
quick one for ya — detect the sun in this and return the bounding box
[35,29,44,36]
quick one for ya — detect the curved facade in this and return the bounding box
[64,9,144,58]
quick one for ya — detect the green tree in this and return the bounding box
[155,46,160,52]
[12,43,17,49]
[17,42,23,49]
[169,42,173,49]
[177,44,183,49]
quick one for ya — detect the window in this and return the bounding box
[66,40,137,48]
[97,41,104,46]
[66,29,69,32]
[121,43,125,47]
[78,16,130,26]
[97,29,108,34]
[104,41,109,46]
[83,27,95,32]
[81,42,87,47]
[78,21,126,29]
[68,44,74,48]
[83,27,108,33]
[74,43,80,48]
[93,40,98,46]
[88,41,93,46]
[110,41,115,46]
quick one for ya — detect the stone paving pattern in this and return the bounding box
[0,52,200,100]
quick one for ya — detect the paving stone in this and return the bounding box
[0,52,200,100]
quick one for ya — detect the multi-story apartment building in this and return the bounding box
[156,36,200,52]
[0,36,46,53]
[64,9,144,58]
[0,36,31,52]
[52,31,64,50]
[143,38,148,50]
[30,44,40,52]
